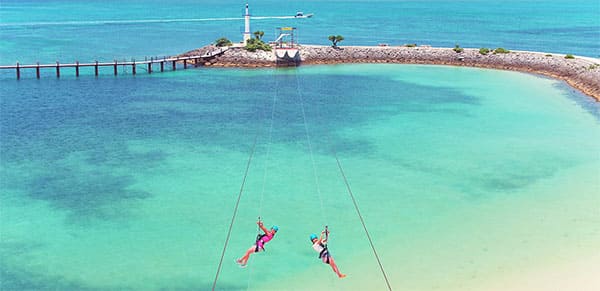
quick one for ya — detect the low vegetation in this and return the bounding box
[493,47,510,54]
[405,43,417,47]
[588,64,599,70]
[564,54,575,59]
[545,54,553,57]
[479,48,490,55]
[215,37,233,47]
[453,44,463,53]
[245,38,271,52]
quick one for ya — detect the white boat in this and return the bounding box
[294,11,313,18]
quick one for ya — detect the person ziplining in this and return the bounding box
[213,70,392,290]
[310,227,346,278]
[235,219,279,268]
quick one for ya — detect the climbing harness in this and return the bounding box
[317,226,330,263]
[254,217,268,252]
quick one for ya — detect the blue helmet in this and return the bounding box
[310,233,318,241]
[271,225,279,232]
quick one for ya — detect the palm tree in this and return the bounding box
[328,35,344,48]
[253,31,264,40]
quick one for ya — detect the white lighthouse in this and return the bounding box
[243,3,251,45]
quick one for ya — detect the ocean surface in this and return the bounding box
[1,1,599,290]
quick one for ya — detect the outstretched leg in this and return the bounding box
[237,245,256,266]
[328,257,346,278]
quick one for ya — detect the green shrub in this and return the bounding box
[245,38,272,52]
[545,54,553,57]
[405,43,417,47]
[564,54,575,59]
[215,37,232,47]
[453,44,463,53]
[493,47,510,54]
[588,64,599,70]
[479,48,490,55]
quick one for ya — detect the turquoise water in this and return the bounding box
[2,64,599,289]
[1,1,600,290]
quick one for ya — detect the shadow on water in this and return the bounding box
[0,241,93,290]
[0,71,480,220]
[27,165,150,218]
[556,82,600,122]
[1,241,242,290]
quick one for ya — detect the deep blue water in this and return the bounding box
[0,0,599,67]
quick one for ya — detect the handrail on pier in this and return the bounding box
[0,48,228,79]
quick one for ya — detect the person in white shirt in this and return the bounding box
[309,230,346,278]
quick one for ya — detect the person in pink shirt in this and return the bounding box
[236,220,278,267]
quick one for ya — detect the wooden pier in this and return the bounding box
[0,47,228,79]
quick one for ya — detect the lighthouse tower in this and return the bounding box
[243,3,251,45]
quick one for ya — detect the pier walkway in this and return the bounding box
[0,47,229,79]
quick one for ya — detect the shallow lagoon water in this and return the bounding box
[1,0,599,289]
[1,64,599,290]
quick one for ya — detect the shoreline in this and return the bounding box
[180,45,600,102]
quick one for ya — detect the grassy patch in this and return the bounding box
[493,47,510,54]
[245,38,272,52]
[453,44,464,53]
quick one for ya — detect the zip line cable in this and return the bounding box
[247,70,279,291]
[258,73,279,218]
[296,69,392,291]
[294,70,328,225]
[212,133,258,291]
[213,68,392,290]
[212,81,272,290]
[331,146,393,291]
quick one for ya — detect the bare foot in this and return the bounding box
[339,274,347,279]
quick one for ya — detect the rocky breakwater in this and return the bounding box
[180,45,276,68]
[300,45,600,101]
[180,45,600,101]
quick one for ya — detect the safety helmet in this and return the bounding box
[271,225,279,232]
[310,233,318,241]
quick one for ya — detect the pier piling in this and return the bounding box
[1,54,217,79]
